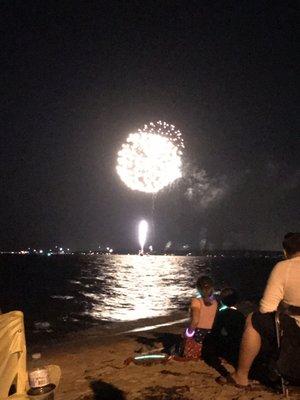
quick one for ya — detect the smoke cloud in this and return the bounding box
[183,166,227,209]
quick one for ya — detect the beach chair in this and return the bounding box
[0,311,27,399]
[0,311,61,400]
[275,311,289,398]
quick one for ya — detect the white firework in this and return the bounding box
[116,121,184,193]
[140,121,184,150]
[138,220,148,253]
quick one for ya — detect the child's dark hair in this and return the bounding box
[196,275,214,290]
[220,287,239,307]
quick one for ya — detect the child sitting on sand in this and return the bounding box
[183,276,218,359]
[201,287,245,381]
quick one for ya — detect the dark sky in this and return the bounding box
[1,1,299,251]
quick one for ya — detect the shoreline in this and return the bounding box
[25,299,257,347]
[26,311,189,348]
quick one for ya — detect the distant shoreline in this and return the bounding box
[0,250,282,257]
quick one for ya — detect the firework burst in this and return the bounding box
[116,121,184,193]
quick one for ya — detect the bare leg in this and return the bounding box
[232,313,261,386]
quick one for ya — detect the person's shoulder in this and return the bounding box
[191,297,201,307]
[290,256,300,266]
[275,258,289,266]
[272,259,290,273]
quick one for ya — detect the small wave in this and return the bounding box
[80,292,100,300]
[33,321,52,332]
[59,315,80,323]
[34,321,50,328]
[51,295,74,300]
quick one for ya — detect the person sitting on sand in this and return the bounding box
[202,287,245,380]
[183,276,218,358]
[229,232,300,388]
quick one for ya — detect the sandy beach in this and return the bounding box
[27,315,300,400]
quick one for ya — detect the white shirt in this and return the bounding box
[260,255,300,326]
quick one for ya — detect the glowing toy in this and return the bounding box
[185,327,195,338]
[124,353,170,365]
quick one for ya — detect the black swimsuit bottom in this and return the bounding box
[194,328,211,343]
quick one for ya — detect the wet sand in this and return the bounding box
[27,315,299,400]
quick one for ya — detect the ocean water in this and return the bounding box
[0,254,280,339]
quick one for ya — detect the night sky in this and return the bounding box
[1,1,299,251]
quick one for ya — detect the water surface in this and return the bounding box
[0,254,279,338]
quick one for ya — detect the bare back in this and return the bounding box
[190,297,218,329]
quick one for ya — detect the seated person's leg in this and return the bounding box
[232,312,262,386]
[202,335,230,377]
[221,344,239,370]
[252,311,277,353]
[250,311,279,383]
[234,311,279,386]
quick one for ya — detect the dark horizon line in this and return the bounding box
[0,248,283,256]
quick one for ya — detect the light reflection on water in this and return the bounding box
[0,253,276,335]
[79,255,203,321]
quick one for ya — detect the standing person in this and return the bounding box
[230,232,300,387]
[202,288,245,380]
[183,276,218,359]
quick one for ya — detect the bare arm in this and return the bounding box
[190,299,201,328]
